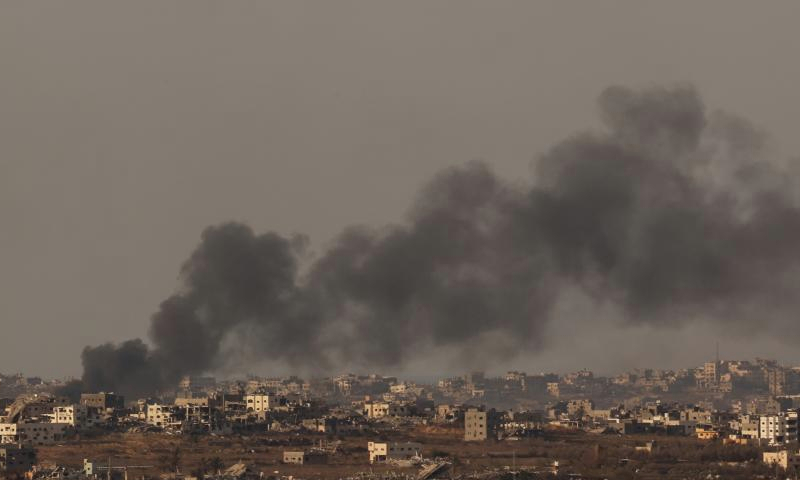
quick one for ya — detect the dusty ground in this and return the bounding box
[34,427,768,479]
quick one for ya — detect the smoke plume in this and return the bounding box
[74,84,800,397]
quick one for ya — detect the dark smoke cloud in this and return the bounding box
[74,84,800,397]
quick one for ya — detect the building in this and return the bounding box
[0,422,69,446]
[146,404,176,428]
[244,394,275,413]
[368,441,422,463]
[566,399,594,417]
[283,451,305,464]
[388,403,412,417]
[738,414,760,439]
[546,382,560,397]
[363,402,390,419]
[80,393,124,410]
[301,418,337,433]
[759,412,798,445]
[283,451,327,465]
[766,368,787,396]
[763,450,800,470]
[435,404,461,422]
[389,383,408,394]
[695,424,719,440]
[760,414,788,445]
[178,376,217,392]
[464,408,487,441]
[49,404,99,428]
[464,372,485,389]
[0,445,36,475]
[698,362,719,389]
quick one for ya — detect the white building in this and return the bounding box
[758,412,798,445]
[48,405,99,428]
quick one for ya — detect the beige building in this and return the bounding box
[283,451,305,464]
[282,451,327,465]
[764,450,800,470]
[368,441,422,463]
[464,408,487,441]
[364,401,390,419]
[546,382,560,397]
[244,394,275,413]
[49,404,99,428]
[146,404,176,428]
[566,399,594,417]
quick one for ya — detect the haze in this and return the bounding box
[2,1,800,379]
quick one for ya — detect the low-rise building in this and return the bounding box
[301,418,337,433]
[364,402,390,419]
[764,450,800,470]
[283,450,327,465]
[368,441,422,463]
[283,451,305,464]
[695,424,719,440]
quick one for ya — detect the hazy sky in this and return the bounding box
[2,1,800,379]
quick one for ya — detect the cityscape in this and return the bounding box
[2,356,800,478]
[4,2,800,480]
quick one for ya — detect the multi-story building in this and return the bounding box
[738,414,760,439]
[758,413,798,445]
[566,399,594,418]
[0,422,69,446]
[146,404,176,428]
[178,376,217,392]
[244,394,275,413]
[546,382,560,397]
[80,393,124,410]
[0,445,36,475]
[766,369,787,396]
[464,408,487,441]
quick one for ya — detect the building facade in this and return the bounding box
[464,408,487,441]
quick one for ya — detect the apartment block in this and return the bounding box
[464,408,487,441]
[244,394,275,413]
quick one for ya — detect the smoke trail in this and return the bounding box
[74,84,800,397]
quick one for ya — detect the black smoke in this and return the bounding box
[73,85,800,397]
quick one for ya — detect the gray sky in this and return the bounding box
[2,1,800,379]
